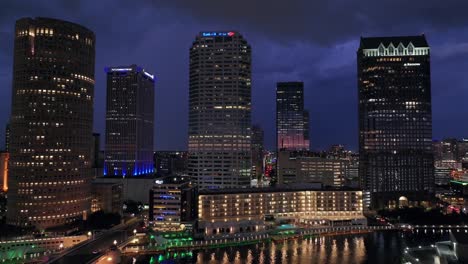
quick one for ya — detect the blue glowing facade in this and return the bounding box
[104,64,155,177]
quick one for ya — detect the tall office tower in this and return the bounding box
[104,65,155,177]
[358,35,434,208]
[188,31,252,189]
[8,18,95,229]
[276,82,310,151]
[91,133,101,168]
[4,124,10,152]
[251,125,264,181]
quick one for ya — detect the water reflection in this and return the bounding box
[129,231,449,264]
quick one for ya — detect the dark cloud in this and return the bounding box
[158,0,468,45]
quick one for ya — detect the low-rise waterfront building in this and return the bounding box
[0,235,88,262]
[197,186,365,237]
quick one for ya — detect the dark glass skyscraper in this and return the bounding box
[251,125,264,181]
[276,82,310,151]
[188,31,252,189]
[5,123,10,152]
[358,35,434,207]
[104,65,155,177]
[8,17,95,229]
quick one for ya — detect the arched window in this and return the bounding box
[388,43,394,55]
[397,43,404,55]
[408,43,414,54]
[378,44,385,56]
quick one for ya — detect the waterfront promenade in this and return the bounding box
[120,225,395,256]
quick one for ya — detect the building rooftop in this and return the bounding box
[359,35,428,49]
[154,176,192,185]
[199,184,362,195]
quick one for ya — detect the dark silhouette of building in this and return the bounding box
[188,31,252,189]
[251,125,264,181]
[104,65,155,177]
[358,35,434,208]
[276,82,310,151]
[4,124,10,152]
[154,151,188,177]
[91,182,123,215]
[7,17,95,229]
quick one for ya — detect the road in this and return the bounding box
[47,218,141,264]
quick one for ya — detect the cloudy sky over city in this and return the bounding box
[1,0,468,150]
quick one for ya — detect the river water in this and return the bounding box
[125,230,450,264]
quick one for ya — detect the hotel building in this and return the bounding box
[198,186,364,237]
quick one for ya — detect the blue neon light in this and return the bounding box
[143,71,155,81]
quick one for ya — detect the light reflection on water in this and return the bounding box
[128,231,448,264]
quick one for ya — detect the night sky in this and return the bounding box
[1,0,468,151]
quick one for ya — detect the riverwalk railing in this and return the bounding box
[121,225,395,255]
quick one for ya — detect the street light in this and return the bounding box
[113,240,117,246]
[133,229,137,236]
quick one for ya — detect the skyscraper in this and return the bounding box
[358,35,434,208]
[104,65,155,177]
[4,124,10,152]
[251,125,264,181]
[8,17,95,229]
[276,82,310,151]
[188,31,252,189]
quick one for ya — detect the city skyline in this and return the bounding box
[1,1,468,152]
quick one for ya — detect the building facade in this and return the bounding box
[91,182,123,215]
[104,65,155,177]
[0,152,8,193]
[0,235,88,262]
[149,176,197,231]
[276,82,309,151]
[251,125,264,182]
[358,35,434,207]
[277,151,348,187]
[188,31,252,189]
[7,17,95,229]
[4,124,10,152]
[154,151,188,177]
[94,176,156,204]
[198,187,364,237]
